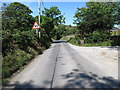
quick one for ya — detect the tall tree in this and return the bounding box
[2,2,35,56]
[53,24,66,40]
[41,7,65,42]
[2,2,35,31]
[74,2,120,35]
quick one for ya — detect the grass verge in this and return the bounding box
[68,39,112,47]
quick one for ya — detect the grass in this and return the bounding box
[69,39,112,47]
[60,36,70,41]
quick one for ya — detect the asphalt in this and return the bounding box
[7,42,119,89]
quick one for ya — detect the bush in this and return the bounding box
[2,50,33,79]
[111,36,120,46]
[68,37,77,44]
[68,30,112,46]
[2,29,51,85]
[85,31,110,43]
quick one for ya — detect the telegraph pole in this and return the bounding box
[38,0,41,38]
[38,0,40,25]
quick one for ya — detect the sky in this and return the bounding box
[1,0,119,27]
[1,0,119,26]
[22,2,86,26]
[1,1,86,26]
[1,0,90,2]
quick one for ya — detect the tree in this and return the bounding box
[64,25,78,35]
[2,2,35,31]
[53,24,66,40]
[74,2,120,35]
[2,2,36,56]
[41,7,65,42]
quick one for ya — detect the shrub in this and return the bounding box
[2,49,34,84]
[84,31,110,44]
[2,29,51,85]
[111,36,120,46]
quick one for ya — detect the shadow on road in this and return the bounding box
[60,69,118,88]
[4,80,46,90]
[53,40,67,43]
[6,69,119,89]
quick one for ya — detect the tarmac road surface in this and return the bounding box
[7,41,118,89]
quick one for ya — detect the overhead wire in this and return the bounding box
[41,0,45,12]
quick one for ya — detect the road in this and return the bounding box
[8,41,118,88]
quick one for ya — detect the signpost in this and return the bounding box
[32,0,41,38]
[38,0,41,38]
[32,22,40,29]
[32,22,41,37]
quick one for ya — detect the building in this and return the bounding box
[111,24,120,36]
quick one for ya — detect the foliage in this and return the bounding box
[64,25,78,35]
[3,50,32,78]
[85,31,110,43]
[110,36,120,46]
[2,2,51,85]
[53,24,66,40]
[35,7,65,41]
[2,30,37,56]
[69,37,112,47]
[2,2,35,31]
[2,28,49,85]
[74,2,120,34]
[73,2,120,46]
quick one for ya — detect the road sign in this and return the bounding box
[32,22,40,29]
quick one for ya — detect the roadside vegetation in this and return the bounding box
[67,2,120,46]
[2,2,65,85]
[1,1,120,85]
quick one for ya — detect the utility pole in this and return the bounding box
[38,0,40,25]
[38,0,41,38]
